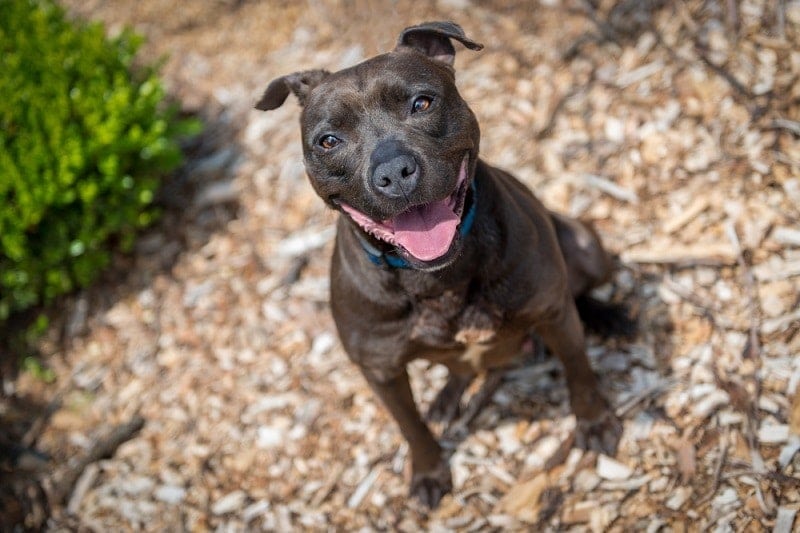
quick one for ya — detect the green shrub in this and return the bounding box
[0,0,200,321]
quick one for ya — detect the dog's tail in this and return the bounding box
[575,295,637,338]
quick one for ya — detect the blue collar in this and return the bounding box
[360,179,477,269]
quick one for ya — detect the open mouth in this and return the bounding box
[338,154,471,262]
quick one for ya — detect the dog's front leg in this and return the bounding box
[361,366,452,508]
[535,295,622,455]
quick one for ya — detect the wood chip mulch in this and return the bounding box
[2,0,799,530]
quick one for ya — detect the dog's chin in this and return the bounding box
[336,153,473,270]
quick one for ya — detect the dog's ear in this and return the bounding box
[396,21,483,66]
[255,69,330,111]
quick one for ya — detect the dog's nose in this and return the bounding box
[370,141,419,198]
[373,155,418,197]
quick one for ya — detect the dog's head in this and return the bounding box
[257,22,483,270]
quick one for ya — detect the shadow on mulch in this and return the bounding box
[0,108,243,530]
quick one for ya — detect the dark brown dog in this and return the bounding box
[257,21,627,508]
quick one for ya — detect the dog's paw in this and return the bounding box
[410,463,453,509]
[426,390,462,424]
[575,409,622,456]
[425,374,472,424]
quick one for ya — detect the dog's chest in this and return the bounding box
[409,289,501,348]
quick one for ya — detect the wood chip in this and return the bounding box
[762,309,800,335]
[692,390,731,419]
[665,487,693,511]
[600,475,651,491]
[494,472,549,523]
[347,467,380,509]
[778,436,800,469]
[757,424,790,444]
[66,463,99,515]
[242,500,270,523]
[675,438,696,484]
[562,500,595,525]
[791,388,800,436]
[310,463,345,507]
[154,485,186,505]
[211,490,247,515]
[622,243,737,265]
[572,173,639,204]
[596,455,633,481]
[573,469,601,492]
[663,197,709,234]
[754,259,800,282]
[771,226,800,247]
[774,507,798,533]
[486,514,519,529]
[275,226,336,257]
[590,504,619,532]
[616,60,665,88]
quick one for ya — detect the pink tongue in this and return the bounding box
[391,201,459,261]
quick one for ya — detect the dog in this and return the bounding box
[256,21,629,508]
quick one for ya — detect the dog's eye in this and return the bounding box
[411,96,433,113]
[319,135,340,150]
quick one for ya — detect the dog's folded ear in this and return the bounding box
[396,21,483,66]
[255,69,330,111]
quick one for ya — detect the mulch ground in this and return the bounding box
[2,0,799,530]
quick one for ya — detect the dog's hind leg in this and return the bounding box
[550,212,635,337]
[550,212,612,298]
